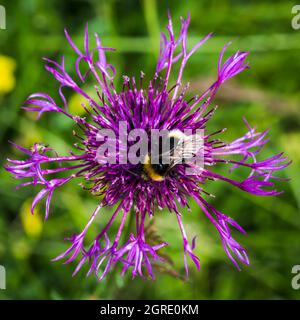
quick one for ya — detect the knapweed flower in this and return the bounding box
[6,13,289,280]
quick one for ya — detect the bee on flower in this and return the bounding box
[5,13,290,280]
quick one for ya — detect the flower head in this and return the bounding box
[5,13,290,280]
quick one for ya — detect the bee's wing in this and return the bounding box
[169,134,203,167]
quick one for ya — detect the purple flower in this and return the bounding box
[5,13,290,280]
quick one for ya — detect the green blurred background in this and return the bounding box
[0,0,299,299]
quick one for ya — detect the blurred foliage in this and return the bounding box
[0,0,299,300]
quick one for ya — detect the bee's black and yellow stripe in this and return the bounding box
[143,154,165,181]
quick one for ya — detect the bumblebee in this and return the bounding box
[143,130,202,181]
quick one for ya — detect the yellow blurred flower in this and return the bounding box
[12,239,31,260]
[281,133,300,162]
[18,122,42,147]
[20,199,43,239]
[68,89,95,116]
[0,55,16,94]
